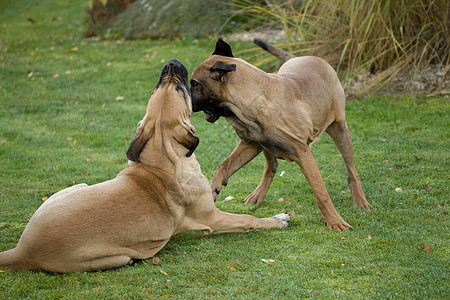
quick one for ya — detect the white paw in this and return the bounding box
[272,213,291,227]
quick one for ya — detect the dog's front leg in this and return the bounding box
[295,146,352,231]
[200,209,291,234]
[211,141,262,200]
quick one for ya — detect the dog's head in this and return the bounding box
[126,59,199,163]
[190,38,237,123]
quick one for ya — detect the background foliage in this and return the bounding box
[233,0,449,95]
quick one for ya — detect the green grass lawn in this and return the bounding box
[0,0,448,298]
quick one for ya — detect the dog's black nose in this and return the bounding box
[168,59,183,68]
[166,59,189,88]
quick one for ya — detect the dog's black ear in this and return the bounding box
[209,61,236,83]
[126,124,151,162]
[126,134,145,162]
[184,132,199,157]
[212,38,234,57]
[174,124,200,157]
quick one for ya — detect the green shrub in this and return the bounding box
[84,0,135,37]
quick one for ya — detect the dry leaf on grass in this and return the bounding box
[423,246,432,252]
[261,259,276,264]
[222,196,234,202]
[152,257,159,265]
[159,269,168,275]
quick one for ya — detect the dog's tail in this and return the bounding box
[253,38,296,62]
[0,248,33,271]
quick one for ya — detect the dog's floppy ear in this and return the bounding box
[212,38,234,57]
[174,124,200,157]
[126,125,151,162]
[209,61,236,83]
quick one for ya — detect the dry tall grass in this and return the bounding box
[232,0,449,96]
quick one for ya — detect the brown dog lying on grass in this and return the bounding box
[190,38,371,231]
[0,60,291,273]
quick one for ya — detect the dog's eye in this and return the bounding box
[190,80,198,87]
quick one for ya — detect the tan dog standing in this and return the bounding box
[190,39,371,231]
[0,60,290,273]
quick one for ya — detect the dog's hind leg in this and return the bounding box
[244,150,277,205]
[211,141,262,200]
[326,121,371,210]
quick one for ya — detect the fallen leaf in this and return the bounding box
[423,246,432,252]
[85,156,91,162]
[277,198,284,202]
[314,291,321,295]
[159,269,168,275]
[73,139,76,146]
[115,96,124,101]
[70,46,78,52]
[347,94,357,101]
[426,182,432,190]
[261,258,276,264]
[28,72,33,77]
[230,267,237,271]
[28,18,35,23]
[296,204,302,209]
[81,170,87,174]
[65,70,71,74]
[341,237,345,240]
[42,196,48,201]
[53,73,59,79]
[152,257,159,265]
[362,107,367,111]
[395,187,402,193]
[223,196,234,202]
[66,137,73,141]
[89,117,96,127]
[102,103,106,109]
[366,235,372,240]
[284,198,291,203]
[342,200,347,205]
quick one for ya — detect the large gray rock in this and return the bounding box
[107,0,238,39]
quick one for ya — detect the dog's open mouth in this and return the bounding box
[205,110,220,123]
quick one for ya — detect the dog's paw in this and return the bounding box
[271,213,291,228]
